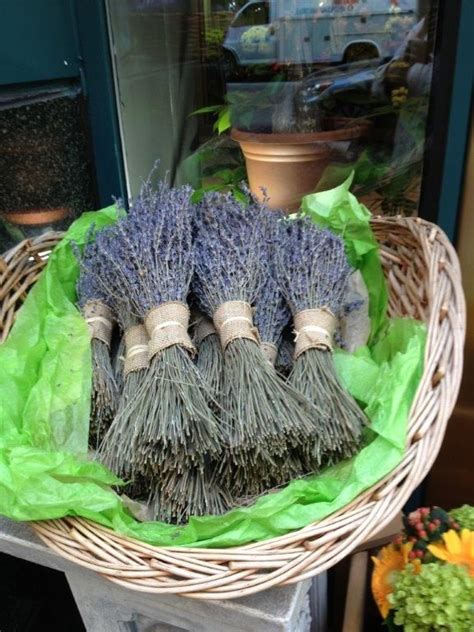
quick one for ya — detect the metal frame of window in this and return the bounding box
[418,0,473,243]
[73,0,128,206]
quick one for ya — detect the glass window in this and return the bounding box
[107,0,438,214]
[233,2,270,28]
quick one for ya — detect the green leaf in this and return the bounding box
[211,168,235,184]
[216,108,231,134]
[231,166,248,183]
[190,189,205,203]
[232,188,249,205]
[239,111,254,129]
[190,104,224,116]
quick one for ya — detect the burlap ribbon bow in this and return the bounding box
[213,300,260,351]
[145,301,196,359]
[293,307,336,359]
[83,301,115,347]
[123,324,149,376]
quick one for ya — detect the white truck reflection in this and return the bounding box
[222,0,417,67]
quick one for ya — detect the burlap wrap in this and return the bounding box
[293,307,336,359]
[123,324,149,376]
[145,302,196,359]
[83,301,114,346]
[213,301,259,351]
[261,341,278,366]
[194,317,217,346]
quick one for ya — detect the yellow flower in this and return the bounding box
[371,542,420,619]
[428,529,474,577]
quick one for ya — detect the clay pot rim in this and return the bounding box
[2,208,69,226]
[231,120,370,145]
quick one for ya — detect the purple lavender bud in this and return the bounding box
[91,181,195,318]
[193,191,267,314]
[276,217,352,315]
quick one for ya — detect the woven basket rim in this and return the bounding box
[0,216,466,598]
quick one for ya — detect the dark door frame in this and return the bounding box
[73,0,127,207]
[418,0,473,243]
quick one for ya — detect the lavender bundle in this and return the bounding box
[193,313,223,401]
[76,242,119,448]
[76,238,150,481]
[99,310,149,481]
[193,192,316,497]
[254,274,290,367]
[277,218,367,463]
[253,273,319,482]
[92,181,225,521]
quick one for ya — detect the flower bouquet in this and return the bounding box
[372,505,474,631]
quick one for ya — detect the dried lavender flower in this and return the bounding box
[92,180,227,522]
[254,273,291,353]
[192,311,223,401]
[276,217,367,463]
[193,192,316,497]
[275,336,295,377]
[277,219,350,314]
[253,205,292,352]
[75,239,119,447]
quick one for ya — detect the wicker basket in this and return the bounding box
[0,217,465,599]
[0,231,64,343]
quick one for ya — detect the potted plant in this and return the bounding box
[193,64,374,211]
[193,55,428,211]
[229,75,371,210]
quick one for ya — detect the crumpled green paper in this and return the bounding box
[0,186,425,548]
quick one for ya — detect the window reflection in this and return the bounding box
[107,0,437,214]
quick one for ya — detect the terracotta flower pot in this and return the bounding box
[3,208,69,226]
[232,120,370,211]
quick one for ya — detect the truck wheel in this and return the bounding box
[221,50,238,79]
[343,43,379,64]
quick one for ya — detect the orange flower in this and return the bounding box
[371,542,420,619]
[428,529,474,577]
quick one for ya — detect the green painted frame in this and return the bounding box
[0,0,127,208]
[436,0,473,242]
[73,0,127,206]
[419,0,473,242]
[0,0,80,86]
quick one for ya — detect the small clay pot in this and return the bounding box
[0,207,71,250]
[3,207,69,226]
[232,120,370,211]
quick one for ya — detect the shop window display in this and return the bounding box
[107,0,437,214]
